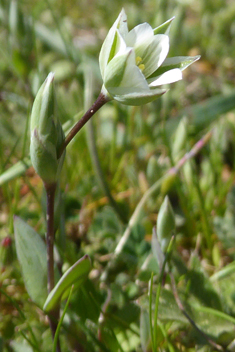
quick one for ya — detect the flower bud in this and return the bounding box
[30,73,65,185]
[157,196,175,252]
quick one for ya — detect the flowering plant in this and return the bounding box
[11,7,203,351]
[99,9,200,105]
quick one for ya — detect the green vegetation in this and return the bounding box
[1,0,235,351]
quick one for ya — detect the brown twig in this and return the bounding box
[58,92,109,158]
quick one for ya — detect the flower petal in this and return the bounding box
[147,55,200,81]
[162,55,201,71]
[125,22,153,47]
[140,34,169,78]
[111,88,167,106]
[99,9,128,78]
[148,68,182,87]
[104,48,149,94]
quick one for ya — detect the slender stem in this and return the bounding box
[59,92,109,158]
[45,183,56,292]
[45,182,61,352]
[149,274,154,350]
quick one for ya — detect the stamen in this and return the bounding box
[135,56,145,72]
[136,56,142,65]
[138,64,145,72]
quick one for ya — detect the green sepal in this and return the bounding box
[153,17,175,35]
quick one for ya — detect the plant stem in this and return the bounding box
[59,92,109,158]
[45,183,56,292]
[45,182,61,352]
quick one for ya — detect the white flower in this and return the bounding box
[99,9,200,106]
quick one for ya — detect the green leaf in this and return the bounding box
[10,341,33,352]
[153,289,188,324]
[14,216,48,308]
[186,255,222,310]
[166,92,235,136]
[43,254,91,313]
[190,304,235,343]
[140,308,151,352]
[98,327,122,352]
[0,156,31,186]
[210,261,235,314]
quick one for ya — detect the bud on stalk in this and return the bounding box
[30,73,65,185]
[157,196,175,252]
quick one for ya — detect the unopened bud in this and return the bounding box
[157,196,175,252]
[30,73,65,185]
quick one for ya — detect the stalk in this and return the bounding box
[59,92,109,157]
[45,182,61,352]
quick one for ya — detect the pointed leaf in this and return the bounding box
[140,308,151,352]
[0,156,31,186]
[166,92,235,136]
[14,217,47,308]
[151,227,165,269]
[43,254,91,312]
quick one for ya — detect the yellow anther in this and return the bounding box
[136,56,142,65]
[138,64,145,72]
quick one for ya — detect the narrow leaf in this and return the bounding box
[43,254,91,312]
[0,156,31,186]
[140,308,151,352]
[166,92,235,136]
[151,227,165,269]
[14,217,48,308]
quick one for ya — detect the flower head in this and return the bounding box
[99,9,200,106]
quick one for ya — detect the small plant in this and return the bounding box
[14,9,198,351]
[2,2,235,352]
